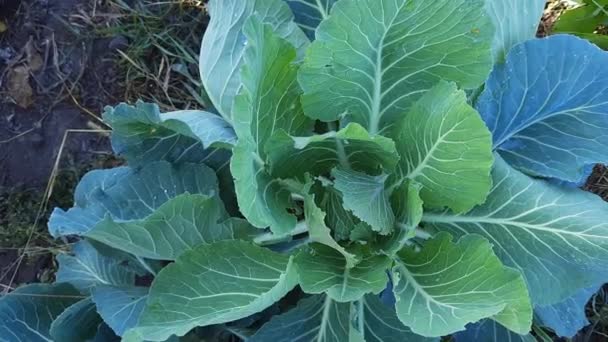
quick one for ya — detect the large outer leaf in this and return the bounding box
[391,232,532,337]
[250,295,433,342]
[299,0,494,134]
[92,286,149,337]
[455,320,535,342]
[535,285,600,338]
[423,156,608,306]
[231,17,312,234]
[49,298,101,342]
[0,284,81,342]
[477,35,608,182]
[333,168,394,234]
[295,244,391,302]
[55,240,135,294]
[395,81,493,213]
[49,161,218,237]
[199,0,308,122]
[359,295,437,342]
[127,241,297,341]
[249,295,350,342]
[484,0,546,61]
[87,194,254,260]
[266,122,398,178]
[102,101,237,214]
[103,101,234,167]
[48,168,128,237]
[284,0,338,39]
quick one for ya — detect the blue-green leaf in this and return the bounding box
[358,295,437,342]
[55,241,135,294]
[103,101,234,169]
[48,161,218,238]
[455,320,535,342]
[484,0,546,61]
[302,184,359,267]
[394,180,423,234]
[295,244,390,302]
[380,180,423,255]
[92,286,149,337]
[391,232,532,337]
[251,294,434,342]
[86,194,255,260]
[0,284,82,342]
[535,285,600,338]
[200,0,308,122]
[49,298,101,342]
[284,0,337,39]
[266,123,398,178]
[299,0,494,134]
[333,168,394,234]
[248,296,350,342]
[394,81,494,213]
[319,185,360,241]
[423,156,608,306]
[231,17,312,234]
[126,241,297,341]
[478,35,608,182]
[249,295,350,342]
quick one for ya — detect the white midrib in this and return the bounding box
[406,127,455,179]
[394,262,461,312]
[369,40,385,135]
[316,0,329,18]
[17,320,53,342]
[368,4,407,135]
[316,295,333,342]
[357,300,365,337]
[422,214,608,239]
[493,101,608,149]
[75,259,111,285]
[340,267,351,299]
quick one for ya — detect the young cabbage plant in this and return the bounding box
[2,0,608,341]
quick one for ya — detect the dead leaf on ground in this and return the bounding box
[0,20,7,33]
[7,66,34,109]
[25,38,43,72]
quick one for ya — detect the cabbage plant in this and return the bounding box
[2,0,608,341]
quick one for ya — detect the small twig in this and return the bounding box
[66,90,110,129]
[0,127,36,144]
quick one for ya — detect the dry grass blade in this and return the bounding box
[3,129,110,295]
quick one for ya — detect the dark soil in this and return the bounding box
[0,0,123,289]
[0,0,121,188]
[0,0,208,290]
